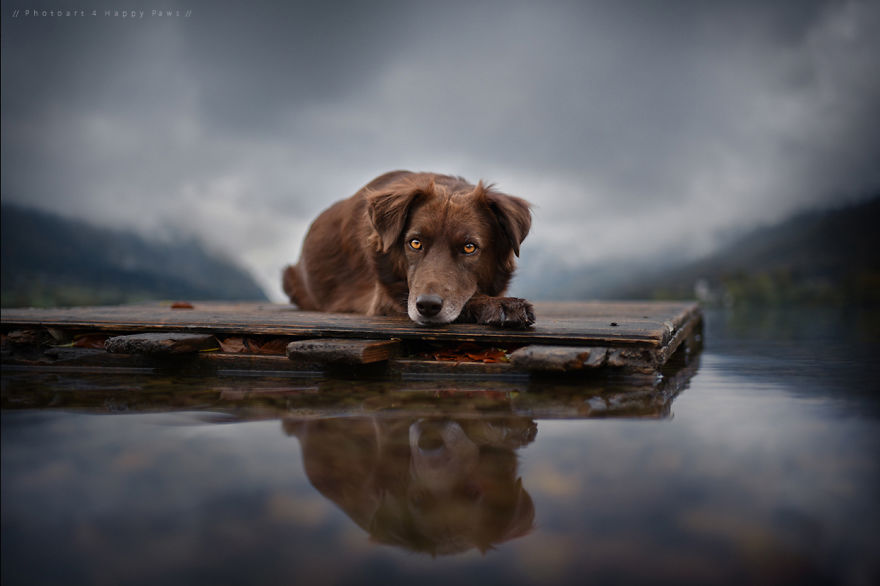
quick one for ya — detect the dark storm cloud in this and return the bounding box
[2,0,879,298]
[176,1,416,136]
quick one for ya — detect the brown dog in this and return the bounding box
[283,171,535,327]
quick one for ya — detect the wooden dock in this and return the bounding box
[1,300,702,377]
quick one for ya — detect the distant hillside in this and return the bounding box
[610,195,880,306]
[512,195,880,306]
[1,203,268,307]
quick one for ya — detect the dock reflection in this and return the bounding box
[1,349,699,558]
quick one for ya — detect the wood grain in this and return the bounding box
[104,333,217,355]
[286,338,399,365]
[1,301,699,348]
[509,345,608,372]
[2,301,703,374]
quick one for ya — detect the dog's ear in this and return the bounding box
[365,179,432,252]
[477,182,532,257]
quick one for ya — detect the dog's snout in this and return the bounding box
[416,294,443,317]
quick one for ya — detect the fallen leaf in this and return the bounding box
[218,337,247,353]
[218,336,289,355]
[428,343,510,363]
[171,301,194,309]
[73,334,109,349]
[466,348,509,363]
[252,338,289,355]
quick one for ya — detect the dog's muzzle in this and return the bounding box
[409,292,465,325]
[415,294,443,318]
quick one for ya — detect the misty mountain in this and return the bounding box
[515,195,880,306]
[1,203,268,307]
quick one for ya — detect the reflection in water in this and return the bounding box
[283,415,536,555]
[4,308,878,584]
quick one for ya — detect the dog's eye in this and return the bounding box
[462,243,477,254]
[408,239,422,250]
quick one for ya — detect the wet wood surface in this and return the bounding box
[509,345,608,372]
[2,301,703,375]
[286,338,400,365]
[105,333,217,355]
[1,301,699,348]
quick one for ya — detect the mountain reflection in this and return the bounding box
[283,415,537,556]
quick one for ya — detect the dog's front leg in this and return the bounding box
[458,294,536,328]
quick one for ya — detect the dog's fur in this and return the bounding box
[283,171,535,327]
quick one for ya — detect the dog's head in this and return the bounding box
[366,174,531,325]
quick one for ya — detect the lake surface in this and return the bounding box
[2,307,879,585]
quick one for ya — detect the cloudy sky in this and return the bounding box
[2,0,879,300]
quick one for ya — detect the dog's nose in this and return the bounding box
[416,294,443,317]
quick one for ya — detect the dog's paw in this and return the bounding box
[464,296,535,329]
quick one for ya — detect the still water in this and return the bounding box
[2,308,879,585]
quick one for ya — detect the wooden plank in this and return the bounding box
[509,345,607,372]
[1,301,700,348]
[105,333,217,355]
[286,338,399,365]
[4,323,701,377]
[2,301,702,375]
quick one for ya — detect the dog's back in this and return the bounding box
[283,171,409,313]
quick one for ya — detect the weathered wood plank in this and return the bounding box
[1,301,700,348]
[105,333,217,355]
[286,338,399,365]
[2,301,703,374]
[509,345,608,372]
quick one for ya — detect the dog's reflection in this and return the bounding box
[283,416,537,556]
